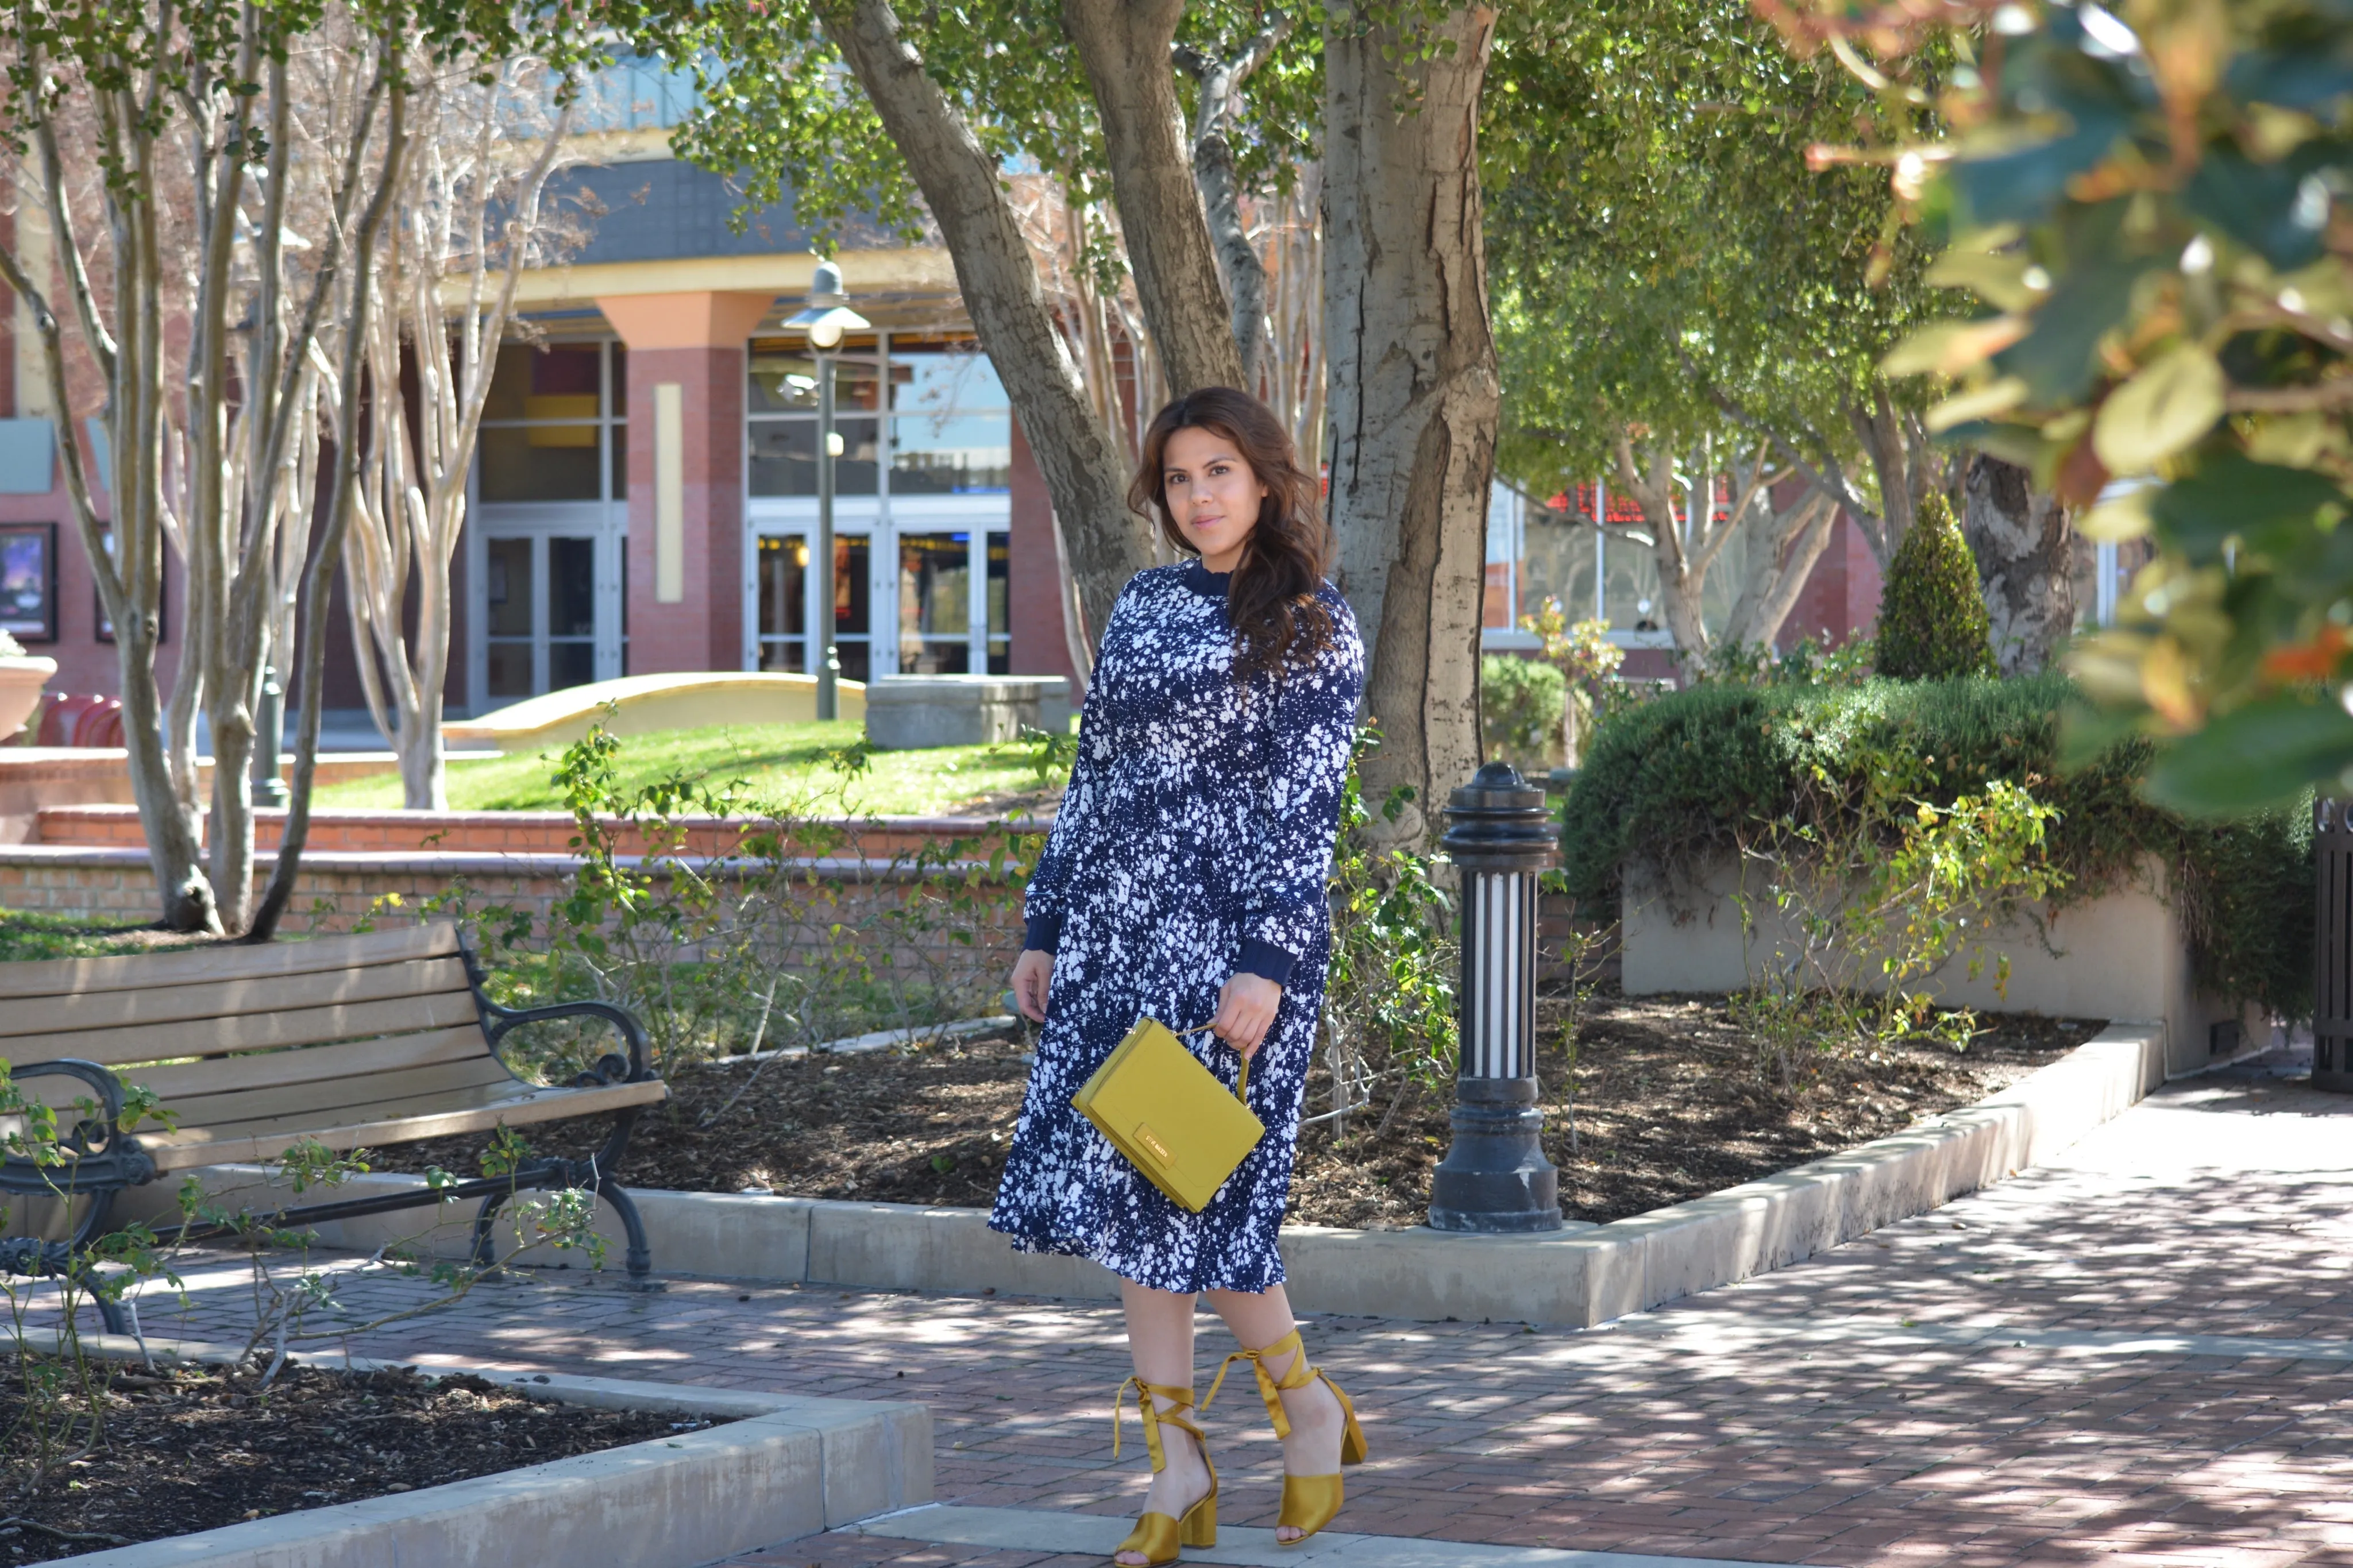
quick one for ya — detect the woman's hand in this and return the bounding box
[1212,973,1284,1059]
[1011,949,1054,1023]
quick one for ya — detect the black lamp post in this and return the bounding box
[1429,760,1563,1233]
[252,662,288,808]
[783,260,870,723]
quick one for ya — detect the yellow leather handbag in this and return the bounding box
[1073,1017,1264,1213]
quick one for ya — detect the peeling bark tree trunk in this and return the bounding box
[1324,1,1499,839]
[1177,20,1292,390]
[825,0,1153,642]
[1962,452,2076,674]
[1062,0,1247,397]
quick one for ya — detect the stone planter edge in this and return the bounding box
[17,1330,930,1568]
[1619,852,2254,1080]
[125,1022,2162,1331]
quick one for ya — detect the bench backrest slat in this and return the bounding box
[0,924,461,1002]
[5,989,485,1069]
[0,956,476,1045]
[157,1055,520,1136]
[160,1073,531,1145]
[12,1026,491,1110]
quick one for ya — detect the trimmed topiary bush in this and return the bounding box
[1876,492,1995,680]
[1558,672,2313,1017]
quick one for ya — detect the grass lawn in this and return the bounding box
[313,720,1070,817]
[0,909,211,963]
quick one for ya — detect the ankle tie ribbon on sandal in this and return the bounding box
[1203,1327,1314,1439]
[1112,1377,1201,1470]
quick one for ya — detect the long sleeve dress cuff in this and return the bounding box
[1023,911,1063,954]
[1235,936,1297,987]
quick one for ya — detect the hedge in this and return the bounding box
[1559,672,2313,1017]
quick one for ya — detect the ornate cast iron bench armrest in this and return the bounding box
[1,1059,154,1333]
[1,1059,151,1180]
[479,997,655,1088]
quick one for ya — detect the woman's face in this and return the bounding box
[1163,424,1268,573]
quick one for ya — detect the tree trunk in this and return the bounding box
[826,0,1153,643]
[1324,1,1499,839]
[1,195,217,932]
[1611,435,1711,666]
[119,565,218,931]
[1962,452,2076,674]
[1720,488,1837,650]
[250,44,408,942]
[398,710,442,808]
[1178,21,1291,390]
[1062,0,1247,398]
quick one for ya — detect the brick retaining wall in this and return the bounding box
[29,802,1038,859]
[0,844,1029,998]
[0,845,1602,983]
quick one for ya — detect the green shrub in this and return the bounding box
[1480,654,1567,767]
[1560,672,2313,1017]
[1875,492,1995,681]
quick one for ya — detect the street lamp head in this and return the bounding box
[785,258,870,350]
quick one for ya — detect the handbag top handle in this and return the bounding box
[1171,1019,1250,1103]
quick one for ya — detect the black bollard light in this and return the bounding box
[1428,760,1563,1233]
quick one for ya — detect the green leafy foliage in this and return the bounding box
[1480,654,1568,767]
[1732,778,2065,1076]
[1789,0,2353,813]
[614,0,1323,253]
[414,706,1034,1075]
[1875,491,1994,679]
[1321,727,1459,1125]
[1486,0,1956,491]
[1692,634,1879,689]
[1561,673,2312,1017]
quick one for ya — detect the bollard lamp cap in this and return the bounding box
[1439,760,1559,870]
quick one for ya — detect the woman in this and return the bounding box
[993,387,1368,1567]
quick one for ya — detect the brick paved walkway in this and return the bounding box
[64,1049,2353,1568]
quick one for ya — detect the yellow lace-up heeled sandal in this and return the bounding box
[1203,1329,1367,1546]
[1109,1377,1218,1566]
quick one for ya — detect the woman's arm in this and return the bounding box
[1232,588,1367,995]
[1013,581,1135,1006]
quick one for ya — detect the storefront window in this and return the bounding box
[478,342,626,503]
[747,346,882,497]
[747,417,882,497]
[891,350,1011,495]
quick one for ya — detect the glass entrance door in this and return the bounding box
[892,530,1010,674]
[755,531,873,683]
[481,531,618,701]
[485,536,536,699]
[753,526,1006,684]
[897,531,971,674]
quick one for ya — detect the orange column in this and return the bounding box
[595,291,776,675]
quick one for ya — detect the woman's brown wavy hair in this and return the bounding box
[1128,387,1336,682]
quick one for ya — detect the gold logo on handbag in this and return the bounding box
[1073,1016,1264,1213]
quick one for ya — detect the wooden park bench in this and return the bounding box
[0,921,667,1326]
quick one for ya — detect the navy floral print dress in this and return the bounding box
[989,558,1365,1294]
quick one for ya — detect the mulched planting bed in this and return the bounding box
[0,1360,718,1560]
[380,988,2103,1228]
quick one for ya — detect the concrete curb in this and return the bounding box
[34,1333,929,1567]
[127,1022,2165,1329]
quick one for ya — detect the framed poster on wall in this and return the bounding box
[0,522,58,643]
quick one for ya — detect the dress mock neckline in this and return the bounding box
[1181,558,1231,597]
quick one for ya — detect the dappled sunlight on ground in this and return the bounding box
[28,1044,2351,1567]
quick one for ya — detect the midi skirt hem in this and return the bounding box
[989,1216,1289,1297]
